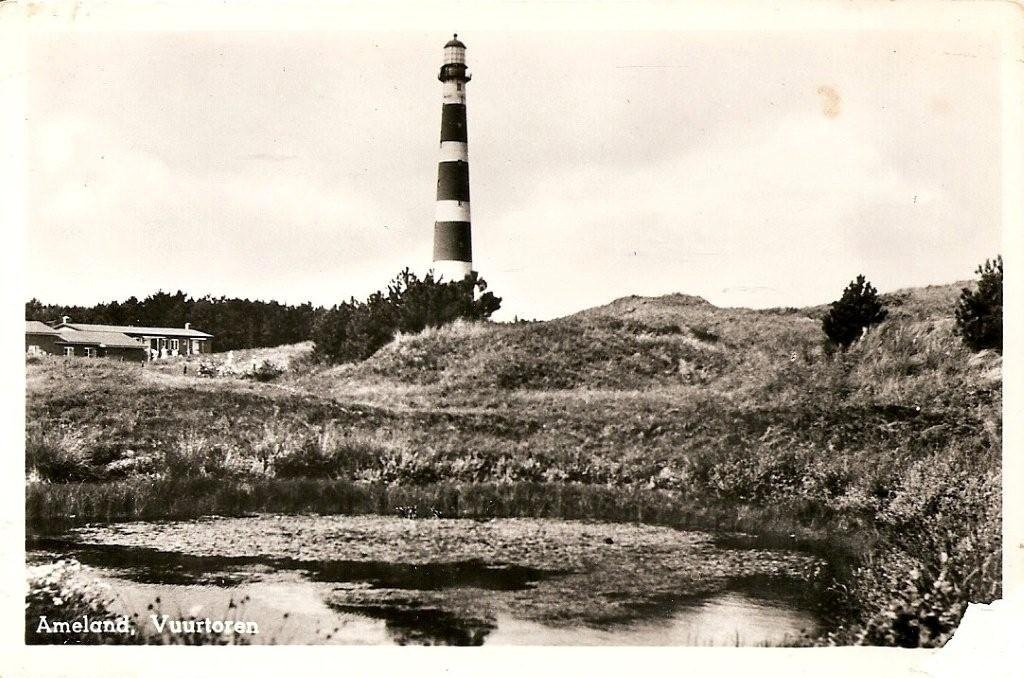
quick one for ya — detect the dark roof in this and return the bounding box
[60,322,213,339]
[26,320,60,335]
[55,329,146,349]
[445,34,466,48]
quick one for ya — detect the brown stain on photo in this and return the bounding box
[931,96,952,115]
[817,85,842,118]
[25,1,79,21]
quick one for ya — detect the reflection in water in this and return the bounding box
[62,573,819,646]
[30,537,552,591]
[27,524,828,646]
[485,593,816,646]
[330,590,818,646]
[330,605,497,646]
[667,592,817,646]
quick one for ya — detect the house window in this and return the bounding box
[84,347,97,358]
[63,347,74,357]
[170,339,179,351]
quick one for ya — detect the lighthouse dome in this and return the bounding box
[445,34,466,48]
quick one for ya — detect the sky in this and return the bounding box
[25,25,1005,321]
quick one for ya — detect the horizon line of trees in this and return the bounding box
[26,269,504,358]
[26,291,320,353]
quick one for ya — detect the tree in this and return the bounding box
[955,255,1002,353]
[312,269,502,364]
[822,274,888,349]
[389,269,501,334]
[25,298,45,321]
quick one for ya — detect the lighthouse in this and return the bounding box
[432,34,474,282]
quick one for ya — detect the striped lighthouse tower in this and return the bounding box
[432,34,474,282]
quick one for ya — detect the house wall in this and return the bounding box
[171,337,212,356]
[44,344,146,360]
[134,335,211,358]
[26,334,61,355]
[39,325,213,359]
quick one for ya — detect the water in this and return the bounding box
[27,516,830,646]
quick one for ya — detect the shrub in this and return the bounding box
[689,326,720,343]
[162,430,229,478]
[247,359,284,382]
[955,256,1002,352]
[312,268,501,364]
[823,275,889,349]
[25,425,97,483]
[829,448,1001,648]
[273,438,381,479]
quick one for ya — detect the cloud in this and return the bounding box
[479,107,979,316]
[28,112,418,305]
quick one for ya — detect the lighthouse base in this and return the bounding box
[431,260,473,283]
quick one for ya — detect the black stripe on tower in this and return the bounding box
[436,161,470,202]
[433,221,472,262]
[440,104,467,143]
[439,63,470,82]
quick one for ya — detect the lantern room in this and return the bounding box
[439,34,471,82]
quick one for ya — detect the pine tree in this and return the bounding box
[822,274,888,349]
[312,269,502,364]
[955,256,1002,353]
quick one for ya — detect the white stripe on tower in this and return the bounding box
[433,260,473,282]
[432,34,474,282]
[442,80,466,105]
[435,200,471,223]
[438,141,469,163]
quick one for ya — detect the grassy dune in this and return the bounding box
[25,281,1001,646]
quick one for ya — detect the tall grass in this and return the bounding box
[26,423,96,483]
[25,477,862,568]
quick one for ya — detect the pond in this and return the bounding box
[27,515,832,646]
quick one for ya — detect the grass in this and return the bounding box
[24,281,1001,647]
